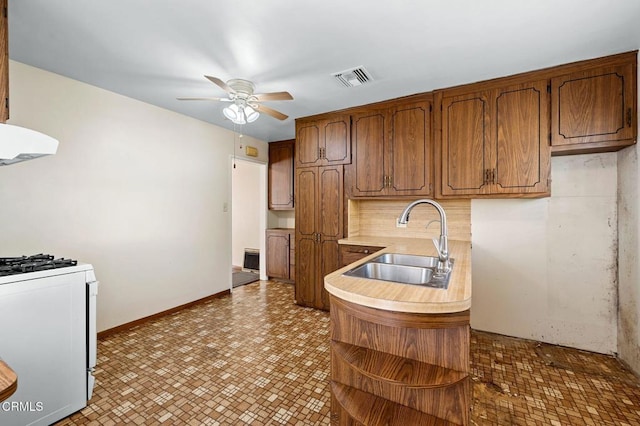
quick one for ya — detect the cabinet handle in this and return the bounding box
[483,169,496,185]
[627,108,633,128]
[389,175,393,188]
[383,176,388,188]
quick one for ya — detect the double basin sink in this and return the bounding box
[343,253,454,289]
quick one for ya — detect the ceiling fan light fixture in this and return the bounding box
[179,75,290,124]
[223,104,241,122]
[223,103,259,125]
[244,105,259,123]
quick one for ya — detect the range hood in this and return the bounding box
[0,123,59,166]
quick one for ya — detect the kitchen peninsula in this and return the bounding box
[325,236,472,425]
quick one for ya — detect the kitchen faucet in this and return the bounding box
[398,199,451,274]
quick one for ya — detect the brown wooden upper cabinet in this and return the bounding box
[346,100,433,198]
[268,140,295,210]
[295,115,351,168]
[437,80,551,198]
[551,54,637,155]
[1,0,8,123]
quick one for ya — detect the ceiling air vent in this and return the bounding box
[332,66,372,88]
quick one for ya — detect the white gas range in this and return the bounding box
[0,254,98,426]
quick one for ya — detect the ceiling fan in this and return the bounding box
[177,76,293,125]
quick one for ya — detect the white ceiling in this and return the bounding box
[8,0,640,142]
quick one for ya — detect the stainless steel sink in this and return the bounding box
[344,262,433,285]
[344,253,453,289]
[342,253,454,289]
[370,253,440,268]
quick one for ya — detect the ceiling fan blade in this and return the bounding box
[255,104,288,121]
[253,91,293,102]
[205,75,235,93]
[176,96,230,101]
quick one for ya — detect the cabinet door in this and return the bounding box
[551,63,636,150]
[295,168,318,306]
[323,116,351,166]
[388,101,432,196]
[339,244,384,267]
[268,140,295,210]
[0,0,8,123]
[288,232,296,282]
[296,117,351,168]
[317,166,343,310]
[440,92,491,196]
[295,236,316,306]
[318,166,344,239]
[295,166,343,309]
[493,81,550,195]
[318,239,340,310]
[266,231,290,279]
[347,111,386,197]
[296,122,322,168]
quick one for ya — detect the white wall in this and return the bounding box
[618,144,639,373]
[617,54,640,374]
[2,61,267,332]
[268,210,295,228]
[471,153,618,354]
[231,159,262,268]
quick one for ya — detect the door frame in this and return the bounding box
[230,155,269,291]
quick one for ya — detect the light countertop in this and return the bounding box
[324,236,471,314]
[0,359,17,402]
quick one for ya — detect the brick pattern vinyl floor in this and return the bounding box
[56,281,640,425]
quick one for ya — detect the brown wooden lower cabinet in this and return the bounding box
[329,295,470,425]
[338,244,384,268]
[266,228,295,282]
[295,166,344,310]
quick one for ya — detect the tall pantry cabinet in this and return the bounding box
[1,0,8,123]
[294,115,349,310]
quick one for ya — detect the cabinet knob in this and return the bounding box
[363,249,369,254]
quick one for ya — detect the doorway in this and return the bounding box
[231,156,268,288]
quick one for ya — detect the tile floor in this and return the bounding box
[56,281,640,425]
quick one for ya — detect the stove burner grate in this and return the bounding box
[0,254,78,277]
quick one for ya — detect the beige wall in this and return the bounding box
[471,153,619,354]
[617,57,640,374]
[2,61,267,332]
[231,159,264,268]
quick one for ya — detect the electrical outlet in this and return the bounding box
[223,202,228,212]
